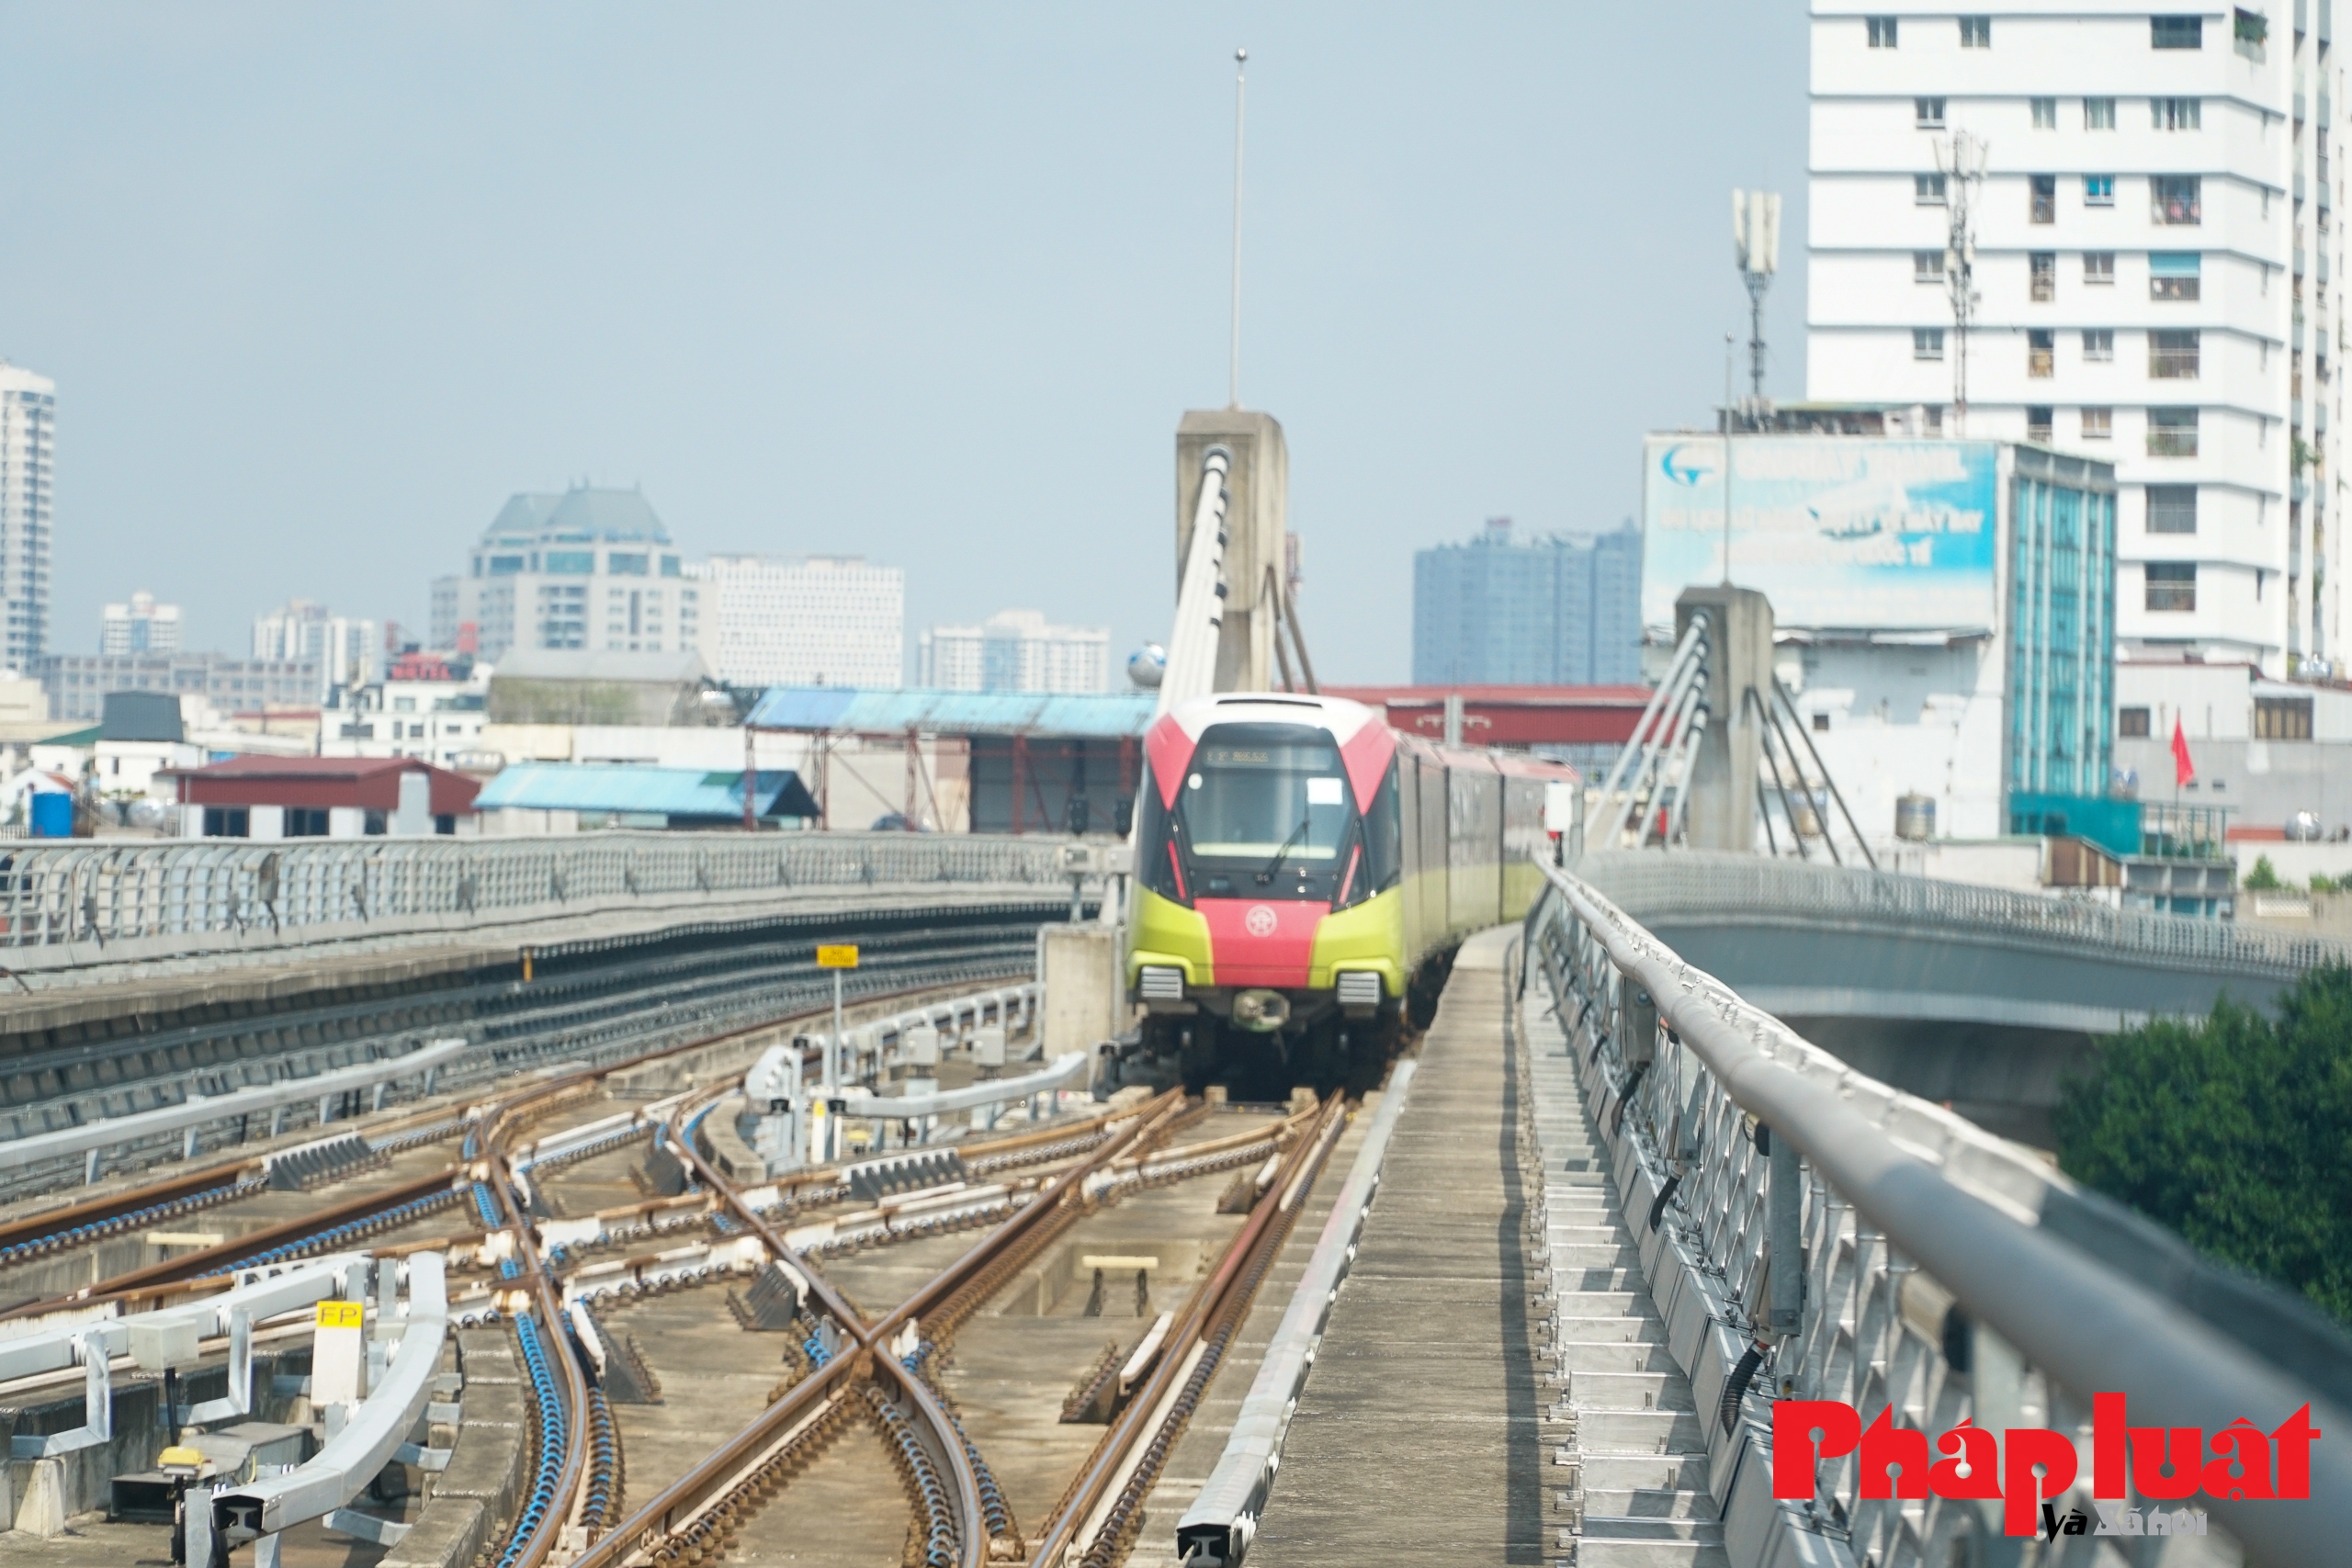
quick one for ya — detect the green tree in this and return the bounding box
[2245,854,2283,890]
[2054,964,2352,1324]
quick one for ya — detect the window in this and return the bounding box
[2085,96,2118,130]
[607,551,650,575]
[2082,406,2114,439]
[2031,97,2058,129]
[2152,175,2202,224]
[2148,407,2200,456]
[545,549,594,574]
[2256,695,2315,739]
[1917,173,1949,205]
[2151,251,2202,299]
[2085,251,2116,284]
[1917,96,1947,128]
[1869,16,1898,46]
[2152,16,2203,49]
[661,555,683,577]
[2234,6,2267,60]
[2029,329,2056,377]
[2148,484,2199,532]
[488,554,526,575]
[1915,328,1947,360]
[2120,707,2153,738]
[1960,15,1991,46]
[2030,252,2057,301]
[2150,329,2201,378]
[1915,249,1948,282]
[286,808,330,838]
[1813,712,1831,733]
[202,807,249,839]
[2085,175,2116,206]
[2153,96,2202,130]
[2145,562,2198,611]
[2031,175,2057,223]
[2027,405,2055,442]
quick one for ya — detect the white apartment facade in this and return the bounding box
[0,361,54,669]
[445,488,701,664]
[695,554,903,689]
[1808,2,2344,677]
[254,599,380,697]
[917,609,1111,693]
[102,590,181,655]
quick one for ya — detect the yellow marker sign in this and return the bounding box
[816,944,859,969]
[314,1300,364,1331]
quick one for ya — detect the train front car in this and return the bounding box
[1127,694,1406,1087]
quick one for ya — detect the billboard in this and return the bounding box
[1640,436,2000,631]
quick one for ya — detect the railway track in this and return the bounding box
[0,939,1369,1568]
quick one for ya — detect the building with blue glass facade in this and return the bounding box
[1411,518,1643,686]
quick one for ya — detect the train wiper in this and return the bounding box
[1257,816,1310,883]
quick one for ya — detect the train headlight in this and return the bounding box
[1137,965,1186,1000]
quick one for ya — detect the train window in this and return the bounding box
[1182,726,1351,862]
[1358,764,1403,897]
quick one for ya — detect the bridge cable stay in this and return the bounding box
[1156,446,1234,716]
[1261,563,1318,695]
[1598,634,1710,849]
[1591,614,1709,842]
[1748,681,1877,868]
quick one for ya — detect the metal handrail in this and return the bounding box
[0,830,1079,965]
[1530,861,2352,1566]
[1579,847,2341,976]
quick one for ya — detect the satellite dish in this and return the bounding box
[1127,644,1167,690]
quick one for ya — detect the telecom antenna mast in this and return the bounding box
[1937,130,1988,435]
[1731,189,1781,401]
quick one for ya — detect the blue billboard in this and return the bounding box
[1640,435,2000,631]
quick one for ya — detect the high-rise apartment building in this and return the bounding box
[696,555,904,688]
[0,361,54,670]
[253,599,381,696]
[447,488,700,664]
[918,609,1109,693]
[1412,519,1644,685]
[1807,3,2343,675]
[102,590,182,655]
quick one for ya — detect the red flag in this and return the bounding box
[2171,716,2196,786]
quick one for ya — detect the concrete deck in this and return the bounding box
[1247,925,1549,1564]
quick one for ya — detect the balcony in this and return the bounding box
[2152,178,2203,225]
[2029,348,2055,378]
[2148,427,2200,457]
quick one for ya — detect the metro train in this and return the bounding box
[1125,693,1576,1085]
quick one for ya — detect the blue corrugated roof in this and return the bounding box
[744,686,1156,739]
[475,762,819,819]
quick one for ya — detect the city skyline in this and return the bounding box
[0,6,1808,682]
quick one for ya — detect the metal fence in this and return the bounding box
[1526,862,2352,1568]
[1579,848,2342,979]
[0,831,1078,966]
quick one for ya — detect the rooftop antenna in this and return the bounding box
[1935,130,1988,435]
[1731,188,1781,400]
[1229,47,1248,410]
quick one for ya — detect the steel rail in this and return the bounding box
[1024,1095,1347,1568]
[1537,861,2352,1566]
[570,1090,1193,1568]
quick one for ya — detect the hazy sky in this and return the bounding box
[0,4,1809,682]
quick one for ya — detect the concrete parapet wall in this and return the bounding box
[390,1326,526,1568]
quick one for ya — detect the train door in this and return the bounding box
[1447,761,1503,932]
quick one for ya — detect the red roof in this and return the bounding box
[170,755,481,815]
[1326,684,1653,747]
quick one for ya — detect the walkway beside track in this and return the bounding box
[1246,925,1547,1564]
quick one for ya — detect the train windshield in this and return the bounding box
[1183,729,1352,863]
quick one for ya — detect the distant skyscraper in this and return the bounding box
[101,591,183,655]
[448,488,701,664]
[0,360,55,670]
[1412,518,1644,685]
[696,554,904,688]
[919,610,1110,693]
[253,599,381,697]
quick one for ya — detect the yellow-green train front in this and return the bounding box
[1125,694,1568,1082]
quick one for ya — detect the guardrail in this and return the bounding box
[0,830,1081,970]
[1526,861,2352,1568]
[1579,848,2340,976]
